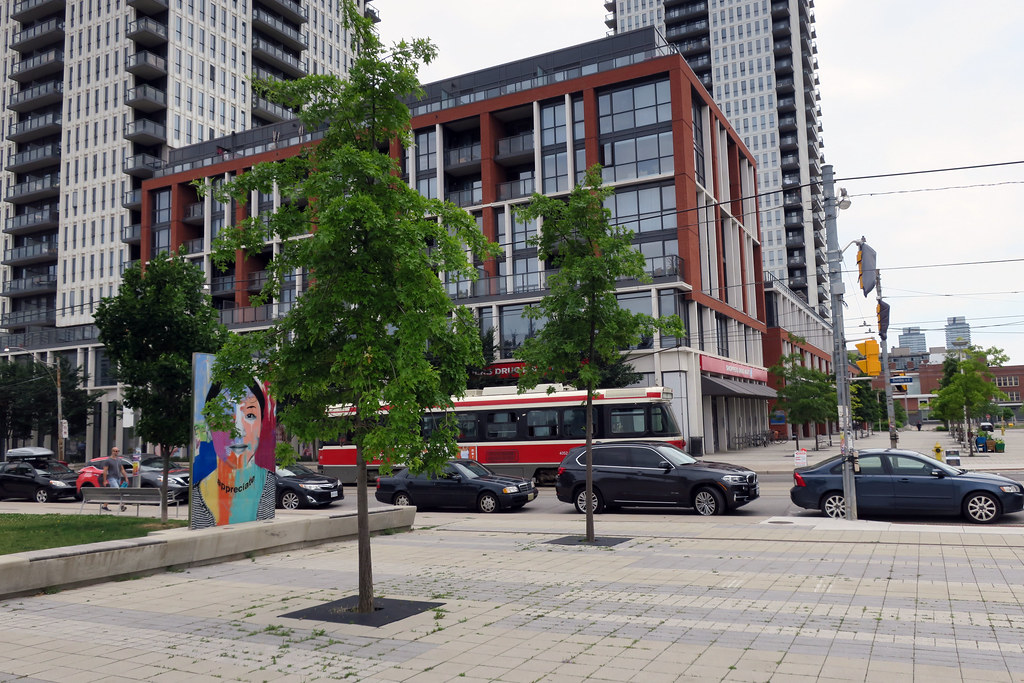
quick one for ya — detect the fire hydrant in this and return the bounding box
[933,442,943,461]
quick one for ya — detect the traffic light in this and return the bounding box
[876,300,890,341]
[855,339,881,376]
[857,241,877,297]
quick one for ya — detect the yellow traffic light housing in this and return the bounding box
[855,339,881,376]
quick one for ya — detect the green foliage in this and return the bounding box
[513,165,684,393]
[95,251,226,451]
[850,381,882,427]
[930,346,1007,424]
[769,353,837,441]
[205,3,496,476]
[275,442,298,468]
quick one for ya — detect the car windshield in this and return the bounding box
[22,460,71,474]
[654,444,698,465]
[450,460,492,479]
[277,464,317,477]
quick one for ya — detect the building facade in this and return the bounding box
[944,316,971,349]
[0,0,369,459]
[136,28,775,455]
[607,0,829,317]
[897,326,927,354]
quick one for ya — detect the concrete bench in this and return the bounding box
[79,486,183,517]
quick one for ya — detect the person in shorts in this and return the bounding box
[101,448,128,511]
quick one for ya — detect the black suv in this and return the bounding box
[555,441,759,515]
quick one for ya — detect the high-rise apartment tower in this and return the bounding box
[607,0,827,318]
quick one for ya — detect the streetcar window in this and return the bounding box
[609,407,646,436]
[526,409,558,438]
[456,413,478,440]
[421,414,441,438]
[562,407,595,438]
[486,411,519,440]
[649,405,680,435]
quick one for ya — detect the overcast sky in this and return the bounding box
[376,0,1024,364]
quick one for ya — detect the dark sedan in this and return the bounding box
[554,441,758,515]
[375,459,537,513]
[0,458,78,503]
[791,448,1024,524]
[274,464,343,509]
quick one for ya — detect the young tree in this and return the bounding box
[930,346,1007,451]
[206,3,495,613]
[94,251,226,522]
[769,353,837,450]
[514,165,683,542]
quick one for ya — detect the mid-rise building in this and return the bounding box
[945,316,971,349]
[138,28,776,454]
[607,0,828,318]
[0,0,371,459]
[898,326,928,354]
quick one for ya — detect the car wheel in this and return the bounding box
[392,492,413,507]
[279,490,302,510]
[573,487,605,514]
[820,491,846,519]
[963,492,1001,523]
[693,487,725,516]
[34,487,51,504]
[477,492,500,513]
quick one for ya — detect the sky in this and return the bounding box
[375,0,1024,364]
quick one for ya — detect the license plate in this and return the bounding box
[528,491,537,501]
[330,490,338,498]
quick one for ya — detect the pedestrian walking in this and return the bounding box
[102,447,128,512]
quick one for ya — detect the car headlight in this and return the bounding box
[49,480,68,487]
[721,475,748,484]
[300,483,319,490]
[501,485,520,494]
[999,485,1021,493]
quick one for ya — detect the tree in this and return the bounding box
[930,346,1007,451]
[94,251,226,522]
[514,165,683,542]
[850,380,882,434]
[206,3,495,613]
[769,353,837,450]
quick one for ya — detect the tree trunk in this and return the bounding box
[355,444,373,613]
[159,443,169,523]
[585,389,595,543]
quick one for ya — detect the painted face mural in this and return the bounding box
[191,354,276,528]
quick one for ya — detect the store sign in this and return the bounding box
[699,355,768,382]
[472,362,527,378]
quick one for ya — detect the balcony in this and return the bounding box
[604,12,616,29]
[210,275,236,296]
[777,95,796,113]
[127,0,169,13]
[5,174,60,204]
[672,37,711,56]
[5,143,61,173]
[444,143,482,169]
[11,51,63,86]
[126,17,169,47]
[251,93,295,123]
[785,232,803,247]
[11,18,64,53]
[495,132,534,163]
[664,2,709,23]
[124,118,167,145]
[664,19,709,40]
[121,224,142,244]
[183,202,205,224]
[220,304,276,328]
[787,254,806,268]
[182,237,205,255]
[788,275,807,289]
[496,177,534,201]
[780,153,800,170]
[253,9,307,51]
[1,308,57,328]
[12,0,65,22]
[446,187,482,208]
[778,114,798,131]
[126,50,167,79]
[7,112,61,143]
[247,270,270,293]
[784,212,803,229]
[122,189,142,209]
[251,37,305,78]
[125,84,167,113]
[120,259,140,274]
[258,0,307,25]
[2,240,58,266]
[5,208,58,236]
[2,275,57,297]
[123,153,163,177]
[9,80,63,113]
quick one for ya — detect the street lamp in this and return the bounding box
[3,346,64,461]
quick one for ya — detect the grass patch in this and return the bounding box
[0,514,187,555]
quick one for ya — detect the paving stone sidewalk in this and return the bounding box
[1,514,1023,682]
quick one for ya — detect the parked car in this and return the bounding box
[76,456,190,502]
[375,459,537,513]
[0,458,79,502]
[274,463,343,509]
[554,441,759,515]
[790,448,1024,523]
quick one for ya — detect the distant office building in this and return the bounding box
[898,327,927,354]
[945,316,971,349]
[607,0,829,318]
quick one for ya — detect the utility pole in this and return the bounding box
[824,165,857,519]
[875,272,898,449]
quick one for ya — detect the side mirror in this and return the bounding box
[448,474,462,483]
[660,461,673,471]
[930,469,945,478]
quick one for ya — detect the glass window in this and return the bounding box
[855,455,886,475]
[629,447,666,469]
[486,412,519,440]
[609,407,646,436]
[889,455,934,476]
[526,410,559,438]
[562,407,595,439]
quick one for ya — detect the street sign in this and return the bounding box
[889,376,908,385]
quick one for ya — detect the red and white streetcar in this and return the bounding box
[318,384,685,485]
